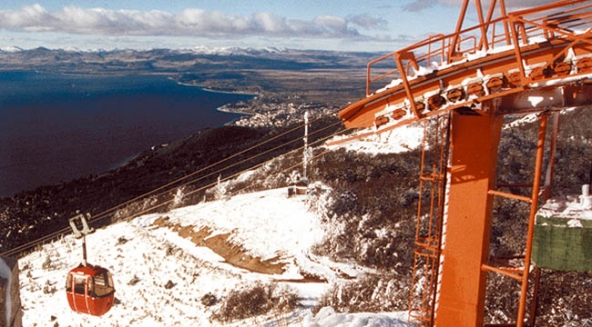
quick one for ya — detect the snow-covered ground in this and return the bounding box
[537,184,592,222]
[18,187,412,327]
[328,123,424,155]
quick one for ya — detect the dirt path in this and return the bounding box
[153,216,286,275]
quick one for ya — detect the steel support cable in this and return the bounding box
[116,112,369,215]
[137,142,343,226]
[1,119,352,258]
[0,122,311,257]
[97,121,345,219]
[4,112,402,258]
[100,106,370,224]
[1,224,74,257]
[78,114,338,224]
[107,129,346,223]
[165,116,346,189]
[1,112,358,257]
[1,110,378,258]
[130,118,346,201]
[2,109,378,258]
[88,121,349,224]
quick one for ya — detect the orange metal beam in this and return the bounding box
[434,111,503,326]
[481,263,523,281]
[449,0,472,60]
[335,2,592,326]
[487,189,532,203]
[516,114,548,327]
[339,0,592,135]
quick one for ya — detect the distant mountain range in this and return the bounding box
[0,45,286,55]
[0,46,383,74]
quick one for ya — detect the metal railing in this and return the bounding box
[365,0,592,96]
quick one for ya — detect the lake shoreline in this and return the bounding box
[0,71,255,198]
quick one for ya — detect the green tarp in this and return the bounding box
[532,216,592,272]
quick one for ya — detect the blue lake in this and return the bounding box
[0,71,254,197]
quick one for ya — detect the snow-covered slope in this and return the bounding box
[18,187,411,327]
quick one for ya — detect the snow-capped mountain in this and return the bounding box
[0,46,23,53]
[182,45,286,56]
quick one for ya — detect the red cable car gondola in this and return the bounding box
[65,214,115,316]
[66,264,115,316]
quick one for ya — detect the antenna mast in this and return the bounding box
[303,110,309,180]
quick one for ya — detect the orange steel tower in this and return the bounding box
[332,1,592,326]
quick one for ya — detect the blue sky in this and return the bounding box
[0,0,555,52]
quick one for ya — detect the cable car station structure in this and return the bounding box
[334,1,592,326]
[1,1,591,325]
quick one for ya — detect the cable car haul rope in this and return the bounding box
[0,111,356,259]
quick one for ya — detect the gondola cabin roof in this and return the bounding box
[68,264,109,277]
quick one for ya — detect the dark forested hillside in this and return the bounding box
[0,116,342,254]
[305,108,592,326]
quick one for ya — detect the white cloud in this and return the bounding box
[252,12,289,34]
[313,16,353,36]
[403,0,438,12]
[348,14,388,30]
[0,4,366,40]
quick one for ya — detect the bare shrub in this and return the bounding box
[201,293,217,307]
[534,271,592,327]
[112,195,164,222]
[127,275,140,286]
[212,282,298,323]
[43,280,57,294]
[308,148,420,270]
[42,254,53,270]
[314,273,410,314]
